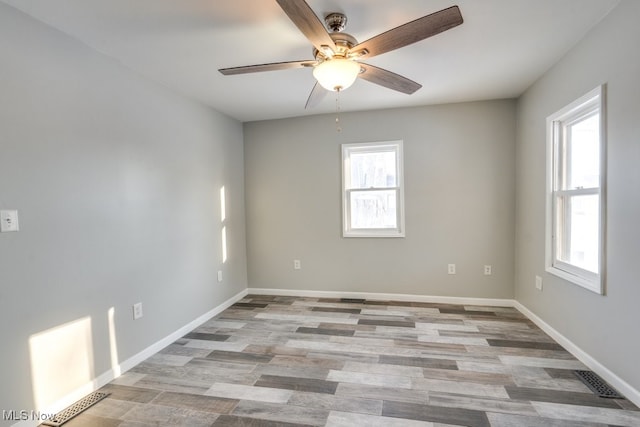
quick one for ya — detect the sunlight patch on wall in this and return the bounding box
[108,307,121,378]
[29,317,95,410]
[220,186,226,222]
[222,226,228,263]
[221,186,228,264]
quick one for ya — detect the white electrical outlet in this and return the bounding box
[484,265,492,275]
[217,270,223,282]
[293,259,301,270]
[448,264,456,275]
[535,276,543,291]
[0,210,19,232]
[133,302,143,320]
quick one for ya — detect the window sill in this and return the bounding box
[546,265,603,295]
[343,230,405,238]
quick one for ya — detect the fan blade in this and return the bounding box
[358,63,422,94]
[219,60,315,75]
[305,82,328,109]
[276,0,337,54]
[350,6,463,59]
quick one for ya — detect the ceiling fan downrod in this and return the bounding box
[325,13,347,32]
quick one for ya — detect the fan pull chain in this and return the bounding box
[335,88,342,133]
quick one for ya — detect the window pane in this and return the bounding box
[557,194,600,273]
[350,190,397,229]
[568,113,600,189]
[350,150,396,189]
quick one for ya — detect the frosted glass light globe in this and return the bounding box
[313,58,361,91]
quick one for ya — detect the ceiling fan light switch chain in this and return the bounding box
[335,89,342,133]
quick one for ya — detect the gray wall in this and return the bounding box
[244,100,516,298]
[0,4,247,421]
[515,0,640,393]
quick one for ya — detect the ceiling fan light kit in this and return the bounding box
[219,0,463,108]
[313,58,361,91]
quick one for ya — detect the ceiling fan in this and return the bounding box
[219,0,463,108]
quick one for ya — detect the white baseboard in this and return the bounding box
[514,301,640,407]
[114,288,249,375]
[12,288,248,427]
[247,287,516,307]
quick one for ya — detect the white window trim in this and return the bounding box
[342,141,405,238]
[545,85,606,294]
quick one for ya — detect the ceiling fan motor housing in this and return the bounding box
[313,32,357,60]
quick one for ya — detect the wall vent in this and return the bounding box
[574,370,623,399]
[41,391,110,426]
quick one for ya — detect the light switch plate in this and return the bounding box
[0,210,19,232]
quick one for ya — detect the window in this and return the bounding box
[546,85,606,294]
[342,141,405,237]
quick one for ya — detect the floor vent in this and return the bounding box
[41,391,110,426]
[574,370,623,399]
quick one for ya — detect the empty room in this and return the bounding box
[1,0,639,426]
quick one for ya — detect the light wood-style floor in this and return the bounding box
[55,295,639,426]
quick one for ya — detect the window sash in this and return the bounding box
[344,145,400,189]
[552,190,600,273]
[346,187,401,231]
[554,112,600,192]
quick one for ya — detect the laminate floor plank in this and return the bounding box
[287,391,382,415]
[326,410,434,427]
[382,400,491,426]
[254,374,339,394]
[213,415,313,427]
[335,382,429,405]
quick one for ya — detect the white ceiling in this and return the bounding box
[3,0,620,122]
